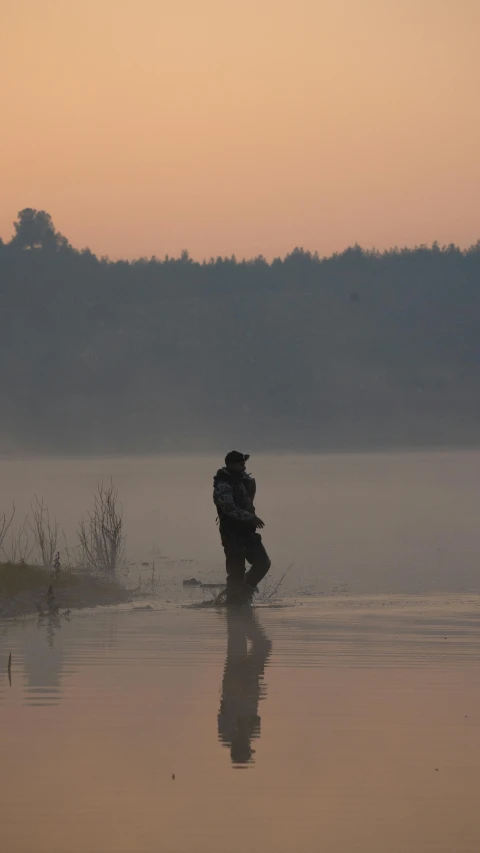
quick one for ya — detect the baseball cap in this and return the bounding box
[225,450,250,465]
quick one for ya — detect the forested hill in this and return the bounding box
[1,209,480,455]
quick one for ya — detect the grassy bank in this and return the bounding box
[0,562,78,598]
[0,562,131,619]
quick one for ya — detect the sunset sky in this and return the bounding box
[2,0,479,260]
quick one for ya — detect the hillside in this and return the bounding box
[1,209,480,453]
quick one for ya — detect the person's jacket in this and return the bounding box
[213,467,257,527]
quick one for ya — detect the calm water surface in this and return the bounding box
[2,597,480,852]
[1,452,480,851]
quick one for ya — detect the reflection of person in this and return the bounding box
[217,607,272,766]
[213,451,271,604]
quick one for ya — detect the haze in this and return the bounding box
[2,0,480,260]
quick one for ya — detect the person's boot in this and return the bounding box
[242,583,257,604]
[243,571,259,604]
[225,578,245,606]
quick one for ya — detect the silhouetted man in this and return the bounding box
[213,451,271,603]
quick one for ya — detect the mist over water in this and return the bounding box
[1,450,480,594]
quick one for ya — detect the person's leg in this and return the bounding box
[244,533,271,589]
[220,528,247,598]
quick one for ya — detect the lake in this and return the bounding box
[1,449,480,593]
[1,451,480,851]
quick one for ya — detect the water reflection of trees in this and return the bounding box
[36,585,71,648]
[16,587,71,701]
[218,608,272,767]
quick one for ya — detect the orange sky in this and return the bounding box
[2,0,479,260]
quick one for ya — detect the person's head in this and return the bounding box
[225,450,249,475]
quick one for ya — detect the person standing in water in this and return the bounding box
[213,451,271,603]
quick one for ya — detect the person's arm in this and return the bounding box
[214,481,256,523]
[245,477,264,528]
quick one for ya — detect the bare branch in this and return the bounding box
[28,496,59,567]
[0,503,16,554]
[77,481,125,574]
[258,564,293,602]
[4,515,35,564]
[61,530,83,571]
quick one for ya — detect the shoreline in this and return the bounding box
[0,564,132,620]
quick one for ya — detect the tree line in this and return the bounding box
[1,208,480,454]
